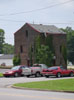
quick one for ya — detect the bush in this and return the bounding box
[13,55,21,66]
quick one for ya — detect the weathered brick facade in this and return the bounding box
[14,23,67,68]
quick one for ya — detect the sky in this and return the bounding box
[0,0,74,45]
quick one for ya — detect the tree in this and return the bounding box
[67,36,74,64]
[33,35,54,66]
[0,29,5,54]
[35,45,54,66]
[61,27,74,64]
[3,43,14,54]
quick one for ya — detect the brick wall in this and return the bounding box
[14,23,67,68]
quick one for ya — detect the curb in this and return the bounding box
[12,86,74,93]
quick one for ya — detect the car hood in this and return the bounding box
[4,70,16,73]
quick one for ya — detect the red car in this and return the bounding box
[3,65,27,77]
[42,66,74,78]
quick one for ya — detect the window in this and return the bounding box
[20,45,23,53]
[48,67,58,70]
[26,30,28,38]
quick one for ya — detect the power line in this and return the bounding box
[0,0,74,16]
[0,18,74,24]
[0,19,25,22]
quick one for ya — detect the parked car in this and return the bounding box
[3,65,29,77]
[42,66,74,78]
[25,64,48,77]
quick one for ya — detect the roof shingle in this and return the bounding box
[29,23,66,34]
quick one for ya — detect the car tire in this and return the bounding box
[14,73,19,77]
[26,75,30,77]
[69,72,73,77]
[35,72,40,77]
[45,75,49,78]
[56,73,61,78]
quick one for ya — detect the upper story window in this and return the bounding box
[20,45,23,53]
[26,30,28,38]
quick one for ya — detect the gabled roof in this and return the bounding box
[0,54,14,59]
[27,23,66,34]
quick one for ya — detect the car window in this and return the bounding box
[20,66,28,69]
[60,67,66,70]
[11,66,20,70]
[42,65,48,69]
[32,65,41,67]
[48,67,58,70]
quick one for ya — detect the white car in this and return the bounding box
[24,64,48,77]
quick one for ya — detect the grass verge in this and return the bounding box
[14,78,74,92]
[0,73,3,77]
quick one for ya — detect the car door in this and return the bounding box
[22,67,31,75]
[60,67,68,76]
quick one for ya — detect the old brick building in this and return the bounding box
[14,23,67,68]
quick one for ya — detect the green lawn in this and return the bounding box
[0,73,3,77]
[14,78,74,92]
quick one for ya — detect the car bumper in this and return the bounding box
[42,72,56,76]
[3,73,14,77]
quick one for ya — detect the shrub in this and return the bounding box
[13,55,21,66]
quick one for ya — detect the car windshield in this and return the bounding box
[32,65,41,67]
[48,67,58,70]
[11,66,20,70]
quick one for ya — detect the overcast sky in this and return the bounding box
[0,0,74,45]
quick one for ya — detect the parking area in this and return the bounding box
[0,68,74,88]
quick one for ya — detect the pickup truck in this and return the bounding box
[24,64,48,77]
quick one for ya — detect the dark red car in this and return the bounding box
[3,65,27,77]
[42,66,74,78]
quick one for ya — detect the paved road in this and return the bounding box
[0,69,74,100]
[0,88,74,100]
[0,68,9,73]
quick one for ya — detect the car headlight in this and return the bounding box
[8,71,13,74]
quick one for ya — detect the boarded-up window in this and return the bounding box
[20,45,23,53]
[26,30,28,38]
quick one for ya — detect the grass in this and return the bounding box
[0,73,3,77]
[14,78,74,92]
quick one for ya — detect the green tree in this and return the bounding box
[33,35,54,66]
[36,45,53,66]
[0,29,5,54]
[3,43,14,54]
[61,27,74,64]
[13,55,21,66]
[67,36,74,64]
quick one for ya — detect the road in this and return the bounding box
[0,69,74,100]
[0,87,74,100]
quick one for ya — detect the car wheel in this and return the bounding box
[26,75,30,77]
[45,75,49,78]
[69,72,73,77]
[35,72,40,77]
[14,73,19,77]
[56,73,61,78]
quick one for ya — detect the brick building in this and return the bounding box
[14,23,67,68]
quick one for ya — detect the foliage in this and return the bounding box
[0,73,3,77]
[45,35,54,53]
[33,35,54,66]
[3,43,14,54]
[29,45,33,66]
[61,27,74,64]
[61,45,67,65]
[0,29,5,54]
[13,55,21,66]
[67,36,74,64]
[35,45,53,66]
